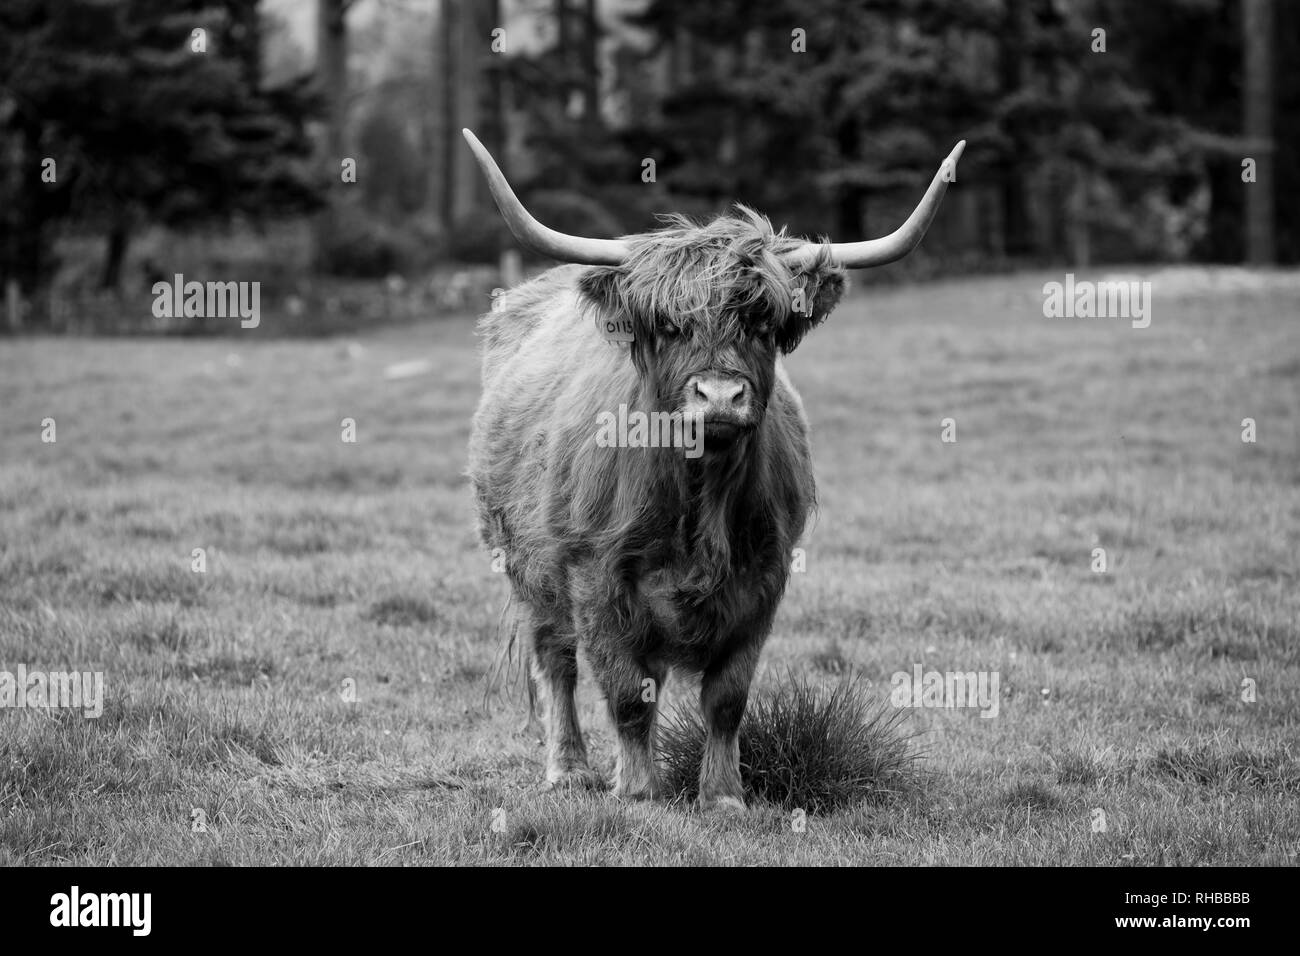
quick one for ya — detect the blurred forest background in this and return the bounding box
[0,0,1294,334]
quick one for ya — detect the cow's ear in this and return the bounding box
[777,266,847,354]
[577,266,623,316]
[579,266,654,375]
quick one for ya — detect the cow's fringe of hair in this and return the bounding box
[578,205,842,357]
[611,205,831,336]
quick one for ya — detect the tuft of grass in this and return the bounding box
[657,672,923,813]
[1050,743,1129,786]
[115,605,203,652]
[1000,780,1065,812]
[1148,744,1299,792]
[362,595,441,627]
[1054,752,1100,786]
[808,639,850,674]
[500,798,636,858]
[93,562,204,606]
[173,652,278,685]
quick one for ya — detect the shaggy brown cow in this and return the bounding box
[465,129,963,809]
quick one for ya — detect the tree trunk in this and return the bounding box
[580,0,600,129]
[553,0,574,188]
[100,216,130,291]
[8,119,50,297]
[438,0,459,230]
[1243,0,1275,265]
[667,26,692,92]
[556,0,572,80]
[472,0,505,268]
[314,0,349,272]
[1065,163,1091,268]
[473,0,504,165]
[452,0,482,219]
[835,118,866,241]
[425,5,442,228]
[999,0,1032,257]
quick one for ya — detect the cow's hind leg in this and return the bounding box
[525,607,602,790]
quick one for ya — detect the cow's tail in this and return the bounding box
[482,591,517,711]
[482,592,543,742]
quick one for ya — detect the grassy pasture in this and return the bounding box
[1,268,1297,865]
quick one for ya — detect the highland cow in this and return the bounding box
[465,129,963,809]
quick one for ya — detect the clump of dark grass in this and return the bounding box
[174,652,277,685]
[1053,746,1104,785]
[362,594,441,627]
[657,671,923,813]
[809,639,850,674]
[116,605,203,652]
[501,799,635,857]
[1000,780,1065,812]
[1149,744,1299,792]
[93,563,204,607]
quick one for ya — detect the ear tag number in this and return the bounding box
[595,314,635,343]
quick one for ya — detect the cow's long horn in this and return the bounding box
[462,129,629,266]
[790,140,966,270]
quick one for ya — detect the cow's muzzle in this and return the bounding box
[684,374,754,449]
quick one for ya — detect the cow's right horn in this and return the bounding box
[462,129,629,266]
[788,140,966,270]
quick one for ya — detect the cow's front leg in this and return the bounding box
[698,644,759,811]
[587,642,666,801]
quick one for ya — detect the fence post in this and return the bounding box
[500,249,521,289]
[5,279,21,331]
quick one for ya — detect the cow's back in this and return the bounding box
[477,265,586,385]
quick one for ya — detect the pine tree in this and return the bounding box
[0,0,322,298]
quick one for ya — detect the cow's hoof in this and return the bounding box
[543,768,606,791]
[699,794,746,813]
[612,780,665,802]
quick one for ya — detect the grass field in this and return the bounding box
[2,268,1298,865]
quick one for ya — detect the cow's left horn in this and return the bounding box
[789,140,966,270]
[462,129,629,266]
